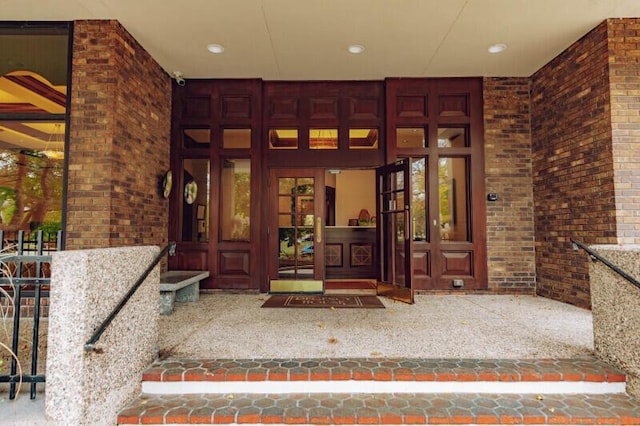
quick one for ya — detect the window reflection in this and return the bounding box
[181,159,210,242]
[397,128,425,148]
[438,127,466,148]
[269,129,298,149]
[349,128,378,149]
[309,129,338,149]
[438,157,468,241]
[221,158,251,241]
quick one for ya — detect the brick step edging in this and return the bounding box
[143,357,627,384]
[117,392,640,425]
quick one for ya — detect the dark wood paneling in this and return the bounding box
[439,94,469,118]
[219,251,250,275]
[309,97,338,120]
[221,95,252,119]
[325,227,376,279]
[396,95,427,118]
[348,97,380,120]
[183,96,210,119]
[267,97,299,120]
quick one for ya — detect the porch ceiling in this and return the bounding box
[2,0,640,81]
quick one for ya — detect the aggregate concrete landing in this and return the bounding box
[159,294,594,359]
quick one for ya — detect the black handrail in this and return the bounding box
[571,238,640,291]
[84,242,176,352]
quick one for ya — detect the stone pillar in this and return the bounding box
[589,244,640,398]
[45,246,160,426]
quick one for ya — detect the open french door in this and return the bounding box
[376,159,414,304]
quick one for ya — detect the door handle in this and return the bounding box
[405,209,410,241]
[316,216,322,243]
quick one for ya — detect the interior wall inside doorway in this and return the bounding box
[329,169,376,226]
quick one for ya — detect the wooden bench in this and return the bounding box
[159,270,209,315]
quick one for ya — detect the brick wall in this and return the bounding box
[66,20,171,249]
[608,19,640,244]
[531,21,616,308]
[483,78,536,293]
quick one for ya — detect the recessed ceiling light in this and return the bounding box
[488,43,507,54]
[347,44,365,54]
[207,43,225,54]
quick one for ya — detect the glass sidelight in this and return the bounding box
[181,159,210,242]
[438,157,469,242]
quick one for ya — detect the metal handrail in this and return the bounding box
[84,242,176,352]
[571,238,640,291]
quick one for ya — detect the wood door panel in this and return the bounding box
[440,251,473,276]
[219,251,250,275]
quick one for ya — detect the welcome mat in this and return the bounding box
[261,294,385,309]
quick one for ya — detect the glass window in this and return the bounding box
[269,129,298,149]
[396,128,426,148]
[183,128,210,149]
[349,128,378,149]
[220,158,251,241]
[438,127,467,148]
[438,157,469,242]
[0,25,70,239]
[309,129,338,149]
[181,159,210,242]
[223,128,251,149]
[411,158,428,241]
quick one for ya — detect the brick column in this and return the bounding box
[483,77,536,293]
[531,21,615,308]
[66,20,171,249]
[608,19,640,245]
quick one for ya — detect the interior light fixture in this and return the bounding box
[207,43,225,54]
[488,43,507,54]
[347,44,365,54]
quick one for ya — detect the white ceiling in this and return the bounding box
[2,0,640,81]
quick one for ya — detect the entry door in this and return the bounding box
[268,169,325,293]
[376,160,414,304]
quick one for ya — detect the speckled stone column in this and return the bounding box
[45,246,160,426]
[589,244,640,399]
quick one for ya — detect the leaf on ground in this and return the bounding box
[370,351,383,357]
[536,395,544,400]
[317,323,325,329]
[330,307,337,311]
[327,337,338,344]
[226,394,234,400]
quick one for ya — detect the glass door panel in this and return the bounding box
[376,160,414,304]
[270,169,324,293]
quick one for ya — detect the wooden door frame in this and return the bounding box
[267,168,326,292]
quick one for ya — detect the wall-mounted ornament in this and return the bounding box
[162,170,172,198]
[184,181,198,204]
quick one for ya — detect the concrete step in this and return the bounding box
[117,357,640,425]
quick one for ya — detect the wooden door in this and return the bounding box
[268,168,325,293]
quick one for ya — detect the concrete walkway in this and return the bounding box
[0,294,594,425]
[159,294,594,359]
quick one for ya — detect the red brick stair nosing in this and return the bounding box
[117,391,640,425]
[142,357,627,384]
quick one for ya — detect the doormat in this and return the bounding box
[261,294,385,309]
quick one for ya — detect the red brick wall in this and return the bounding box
[531,21,616,308]
[66,20,171,249]
[608,19,640,244]
[483,78,536,293]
